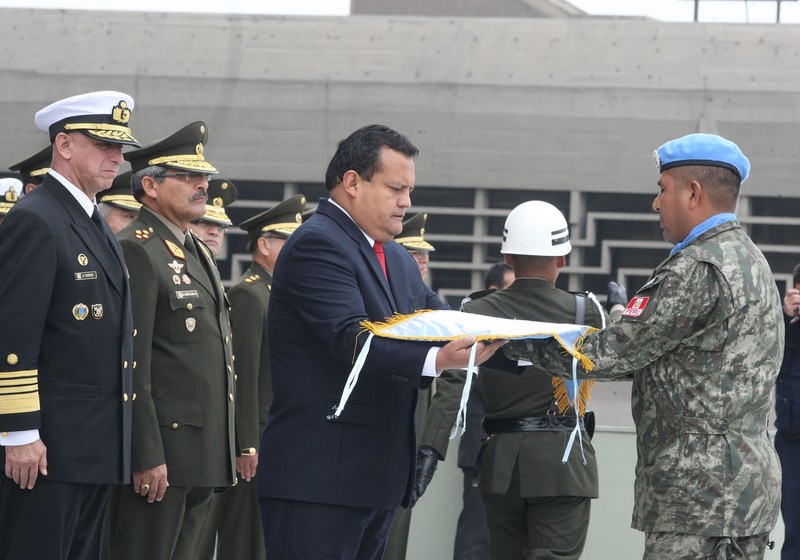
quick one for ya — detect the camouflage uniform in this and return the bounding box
[507,221,783,544]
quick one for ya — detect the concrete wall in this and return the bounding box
[2,9,800,197]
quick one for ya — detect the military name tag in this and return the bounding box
[185,318,196,332]
[176,290,199,300]
[74,271,98,281]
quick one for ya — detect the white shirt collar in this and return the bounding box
[327,197,376,247]
[48,169,95,217]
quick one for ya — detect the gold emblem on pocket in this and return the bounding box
[73,303,89,320]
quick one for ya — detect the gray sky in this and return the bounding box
[0,0,797,22]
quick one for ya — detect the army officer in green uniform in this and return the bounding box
[106,121,237,560]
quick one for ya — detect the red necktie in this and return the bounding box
[373,242,387,279]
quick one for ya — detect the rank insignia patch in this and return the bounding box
[622,296,650,318]
[164,240,185,260]
[73,303,89,320]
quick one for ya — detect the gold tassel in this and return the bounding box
[551,378,596,415]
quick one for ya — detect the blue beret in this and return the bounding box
[653,133,750,184]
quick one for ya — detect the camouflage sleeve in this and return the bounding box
[506,260,724,380]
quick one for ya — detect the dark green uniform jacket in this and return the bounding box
[421,277,606,498]
[117,206,236,487]
[227,262,272,453]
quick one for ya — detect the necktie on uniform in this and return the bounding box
[373,241,387,279]
[91,205,105,233]
[184,234,199,260]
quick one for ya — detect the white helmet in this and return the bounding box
[501,200,571,256]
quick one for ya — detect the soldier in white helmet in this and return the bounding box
[413,200,610,560]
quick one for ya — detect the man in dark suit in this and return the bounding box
[105,121,237,560]
[257,124,504,559]
[200,194,306,560]
[0,90,139,560]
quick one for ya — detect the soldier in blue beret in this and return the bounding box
[507,133,782,559]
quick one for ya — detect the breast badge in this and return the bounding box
[92,303,104,320]
[182,274,191,285]
[168,260,184,274]
[173,275,181,285]
[185,317,197,332]
[77,253,89,266]
[73,303,89,320]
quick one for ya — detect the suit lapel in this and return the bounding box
[190,234,221,304]
[44,178,124,296]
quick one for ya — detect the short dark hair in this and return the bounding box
[324,125,419,191]
[484,261,513,290]
[671,165,740,210]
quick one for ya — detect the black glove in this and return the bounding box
[410,446,440,507]
[607,281,628,310]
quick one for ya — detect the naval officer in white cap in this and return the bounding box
[0,91,139,560]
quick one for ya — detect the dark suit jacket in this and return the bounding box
[117,206,236,488]
[0,174,133,484]
[258,198,446,509]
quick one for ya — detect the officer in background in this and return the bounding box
[106,121,237,560]
[202,194,306,560]
[775,263,800,560]
[0,177,23,224]
[9,144,52,193]
[0,90,138,560]
[395,212,435,281]
[506,134,782,559]
[97,170,141,234]
[383,211,438,560]
[414,201,607,559]
[190,178,238,258]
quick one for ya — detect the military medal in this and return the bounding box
[92,303,104,320]
[185,318,196,332]
[77,253,89,266]
[73,303,89,320]
[182,274,191,285]
[172,275,181,285]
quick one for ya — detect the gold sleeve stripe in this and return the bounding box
[0,390,40,414]
[0,370,37,380]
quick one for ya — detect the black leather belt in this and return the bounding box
[482,415,584,434]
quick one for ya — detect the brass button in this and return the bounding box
[123,361,128,369]
[133,329,138,337]
[225,336,229,344]
[234,374,238,382]
[132,361,137,369]
[132,393,137,401]
[186,303,194,310]
[229,393,234,402]
[7,353,18,366]
[123,393,129,402]
[1,432,8,438]
[227,365,232,373]
[171,422,179,430]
